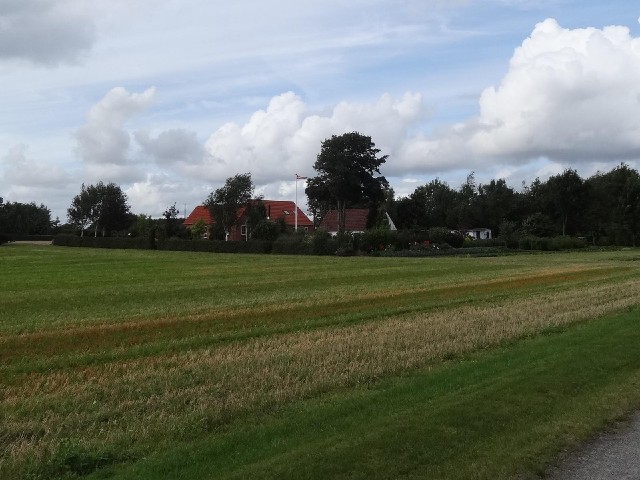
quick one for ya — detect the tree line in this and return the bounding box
[389,164,640,246]
[2,132,640,247]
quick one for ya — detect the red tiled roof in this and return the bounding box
[319,209,369,232]
[183,200,313,227]
[263,200,313,227]
[183,205,212,226]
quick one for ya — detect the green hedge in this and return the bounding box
[518,236,587,251]
[157,239,272,254]
[271,235,312,255]
[53,235,151,249]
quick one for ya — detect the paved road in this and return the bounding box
[546,412,640,479]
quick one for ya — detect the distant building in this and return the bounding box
[184,200,313,240]
[464,228,492,240]
[319,209,396,235]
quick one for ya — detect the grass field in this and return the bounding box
[1,245,639,479]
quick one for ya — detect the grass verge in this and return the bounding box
[92,308,640,480]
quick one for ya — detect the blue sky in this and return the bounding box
[1,0,640,220]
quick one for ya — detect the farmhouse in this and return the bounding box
[184,200,313,240]
[319,208,397,235]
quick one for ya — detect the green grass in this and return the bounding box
[101,308,640,480]
[1,245,639,479]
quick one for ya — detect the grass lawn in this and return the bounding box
[1,245,639,479]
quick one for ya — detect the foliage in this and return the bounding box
[205,173,254,236]
[271,234,312,255]
[427,227,464,248]
[306,132,388,233]
[158,238,272,254]
[67,182,132,237]
[310,229,338,255]
[53,234,150,250]
[0,199,53,234]
[190,218,207,239]
[358,229,397,253]
[251,219,281,241]
[163,203,187,239]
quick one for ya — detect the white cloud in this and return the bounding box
[0,0,96,65]
[199,91,425,183]
[135,129,204,165]
[75,86,156,182]
[2,144,72,188]
[468,19,640,162]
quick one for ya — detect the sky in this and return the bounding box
[1,0,640,221]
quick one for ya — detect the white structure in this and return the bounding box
[464,228,492,240]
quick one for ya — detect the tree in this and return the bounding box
[544,169,585,236]
[190,218,207,239]
[67,183,99,236]
[0,200,53,234]
[205,173,254,238]
[163,203,186,238]
[67,182,131,236]
[306,132,388,233]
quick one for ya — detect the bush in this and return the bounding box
[158,239,272,254]
[428,227,464,248]
[53,235,149,249]
[359,229,397,253]
[311,230,338,255]
[518,236,587,251]
[271,234,312,255]
[251,220,281,241]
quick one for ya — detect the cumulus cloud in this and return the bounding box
[196,91,425,183]
[466,19,640,163]
[76,86,156,182]
[0,0,96,65]
[135,129,204,165]
[2,144,72,188]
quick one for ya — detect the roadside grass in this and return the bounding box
[0,245,639,478]
[95,308,640,480]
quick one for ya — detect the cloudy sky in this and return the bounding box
[2,0,640,220]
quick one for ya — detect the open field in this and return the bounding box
[1,245,639,479]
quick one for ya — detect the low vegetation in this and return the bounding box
[1,245,639,479]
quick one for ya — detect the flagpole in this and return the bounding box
[294,174,308,232]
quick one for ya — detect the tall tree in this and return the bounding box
[67,183,99,236]
[0,200,52,234]
[67,182,131,236]
[205,173,254,238]
[544,169,585,236]
[306,132,388,233]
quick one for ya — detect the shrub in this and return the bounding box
[271,235,312,255]
[428,227,464,248]
[359,229,397,253]
[53,235,149,249]
[158,239,272,254]
[311,230,337,255]
[251,220,281,241]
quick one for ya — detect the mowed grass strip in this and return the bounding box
[101,308,640,480]
[0,246,634,335]
[0,266,624,369]
[2,275,639,478]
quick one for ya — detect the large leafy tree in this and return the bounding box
[544,169,586,236]
[306,132,388,233]
[67,182,131,236]
[0,199,53,234]
[205,173,254,238]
